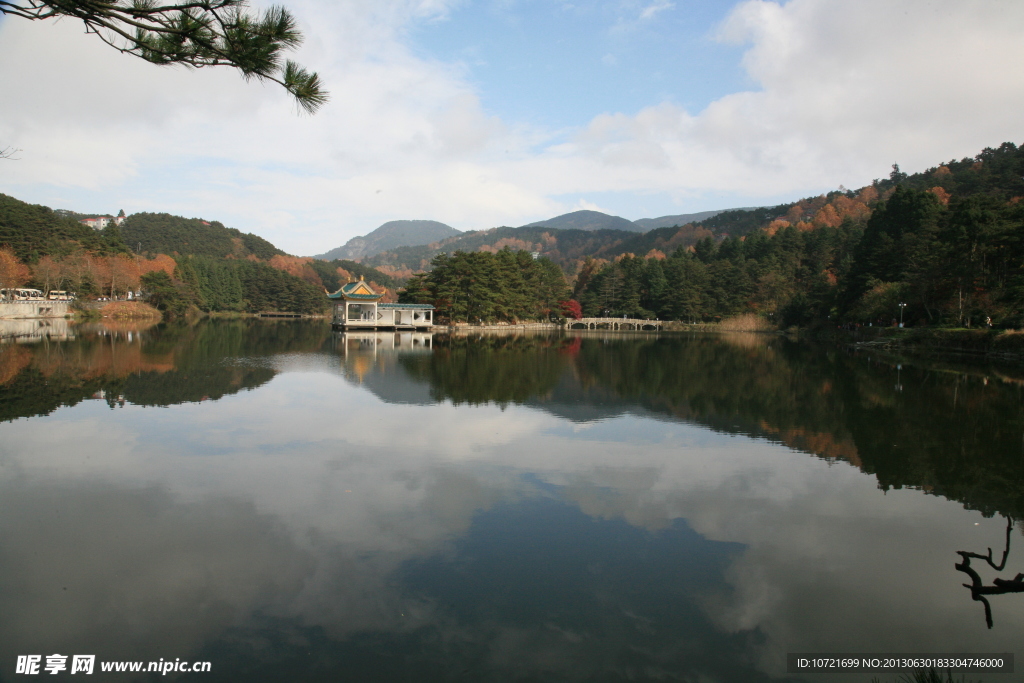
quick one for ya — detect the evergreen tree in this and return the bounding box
[1,0,327,113]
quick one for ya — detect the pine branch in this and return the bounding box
[0,0,328,113]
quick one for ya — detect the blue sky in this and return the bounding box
[408,1,748,129]
[1,0,1023,255]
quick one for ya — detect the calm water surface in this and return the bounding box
[1,319,1023,682]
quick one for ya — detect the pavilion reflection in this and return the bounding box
[333,330,434,386]
[334,330,434,357]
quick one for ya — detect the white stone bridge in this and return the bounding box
[565,317,664,331]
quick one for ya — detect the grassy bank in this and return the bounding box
[98,301,162,320]
[662,314,776,333]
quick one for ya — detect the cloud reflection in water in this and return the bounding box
[1,327,1022,681]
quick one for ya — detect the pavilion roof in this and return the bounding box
[327,279,384,301]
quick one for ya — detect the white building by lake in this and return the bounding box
[328,278,434,330]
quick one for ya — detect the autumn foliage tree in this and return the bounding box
[0,247,30,291]
[32,255,64,293]
[103,254,142,298]
[558,299,583,320]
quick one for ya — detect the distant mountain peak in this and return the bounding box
[315,220,461,261]
[522,210,639,232]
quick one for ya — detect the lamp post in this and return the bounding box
[898,302,906,328]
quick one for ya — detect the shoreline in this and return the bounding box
[803,325,1024,364]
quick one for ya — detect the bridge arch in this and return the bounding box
[566,317,665,332]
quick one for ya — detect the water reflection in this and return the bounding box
[0,318,329,421]
[343,331,1024,524]
[0,316,75,343]
[3,322,1024,681]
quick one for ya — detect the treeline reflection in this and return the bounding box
[5,323,1024,522]
[392,333,1024,521]
[0,319,329,421]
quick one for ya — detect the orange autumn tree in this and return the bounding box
[268,254,323,286]
[60,252,102,296]
[139,254,177,278]
[91,254,141,299]
[105,254,142,299]
[0,247,30,291]
[33,255,65,294]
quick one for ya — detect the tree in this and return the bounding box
[558,299,582,320]
[62,252,101,296]
[32,255,64,293]
[0,247,31,290]
[104,253,141,298]
[141,270,191,318]
[0,0,327,113]
[398,273,434,305]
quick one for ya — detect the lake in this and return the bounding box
[1,319,1022,682]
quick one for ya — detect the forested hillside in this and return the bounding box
[397,142,1024,328]
[121,212,284,260]
[365,226,640,279]
[308,258,395,293]
[5,140,1024,327]
[362,212,793,279]
[522,210,639,232]
[117,212,396,297]
[0,193,127,261]
[0,196,390,318]
[566,142,1024,327]
[142,257,329,316]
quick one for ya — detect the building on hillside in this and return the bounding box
[328,278,434,330]
[79,211,125,230]
[79,216,112,230]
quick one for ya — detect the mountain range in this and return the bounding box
[312,207,745,263]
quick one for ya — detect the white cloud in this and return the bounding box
[497,0,1018,207]
[560,0,1024,198]
[1,0,1023,255]
[0,0,524,251]
[639,0,674,21]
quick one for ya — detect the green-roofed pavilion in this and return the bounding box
[328,277,434,330]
